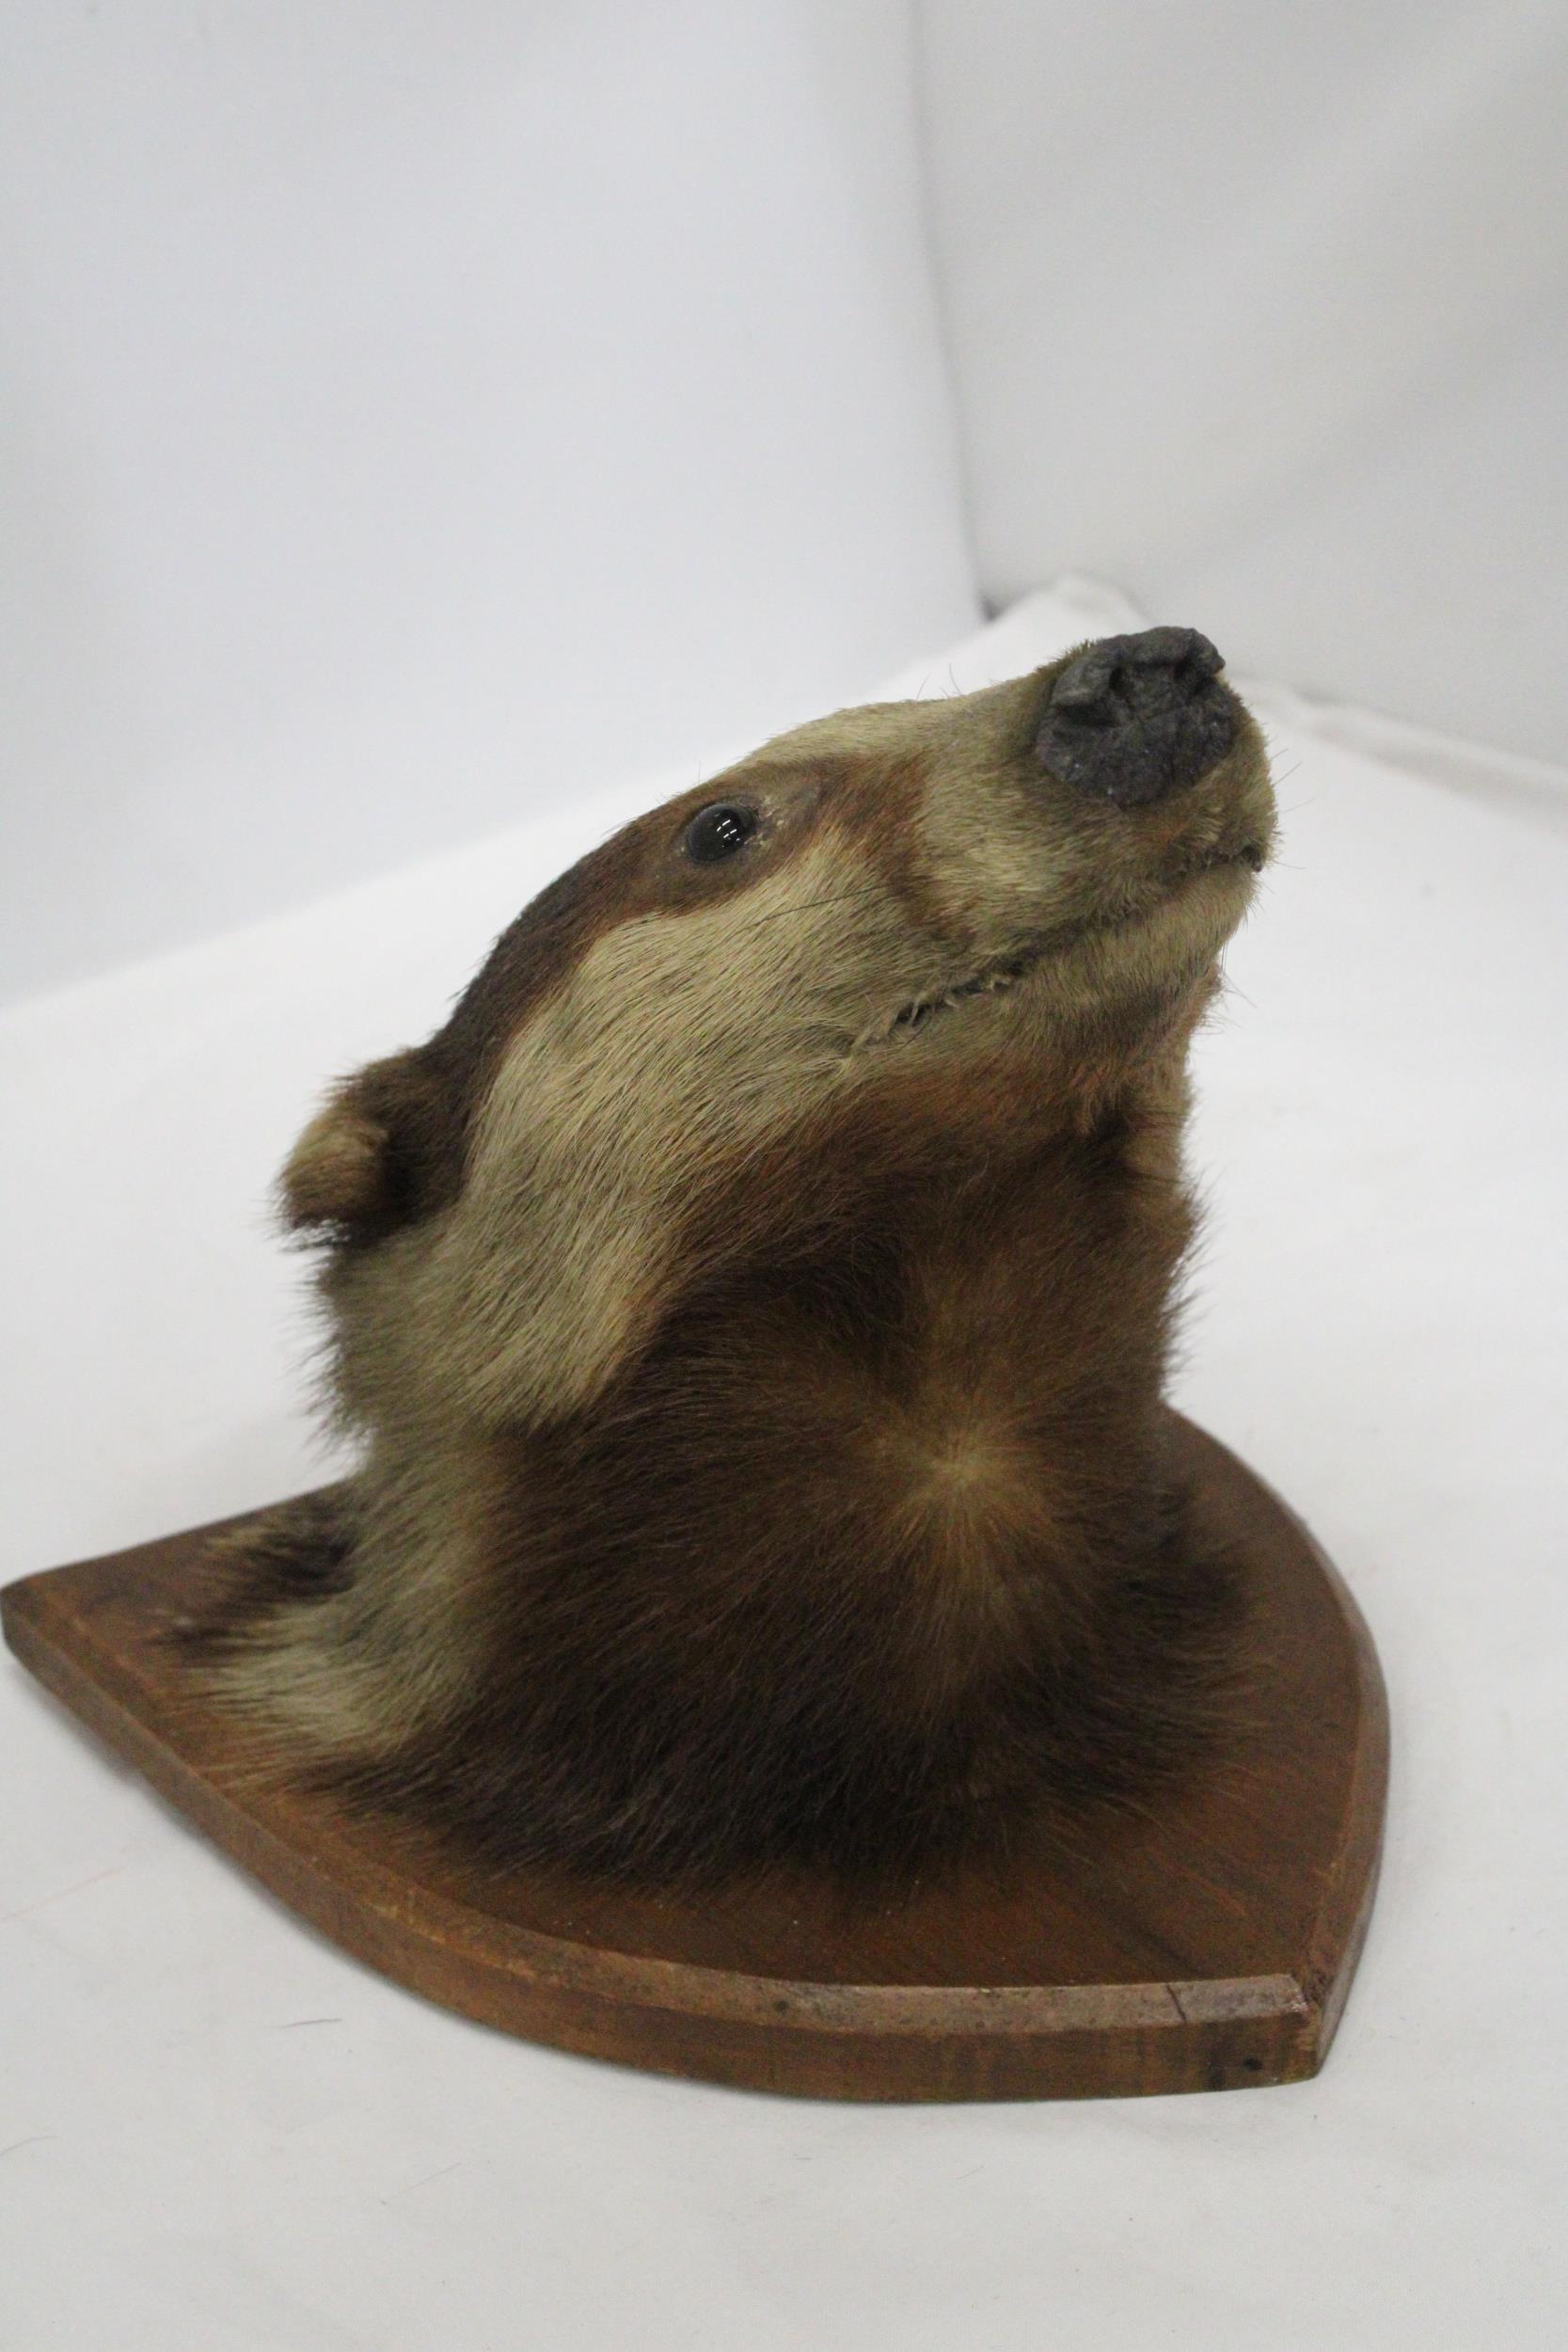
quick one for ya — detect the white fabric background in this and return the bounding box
[0,1,975,1003]
[918,0,1568,766]
[6,2,1565,1005]
[3,580,1566,2349]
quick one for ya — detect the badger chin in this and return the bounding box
[866,850,1263,1051]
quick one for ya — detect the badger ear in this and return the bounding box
[279,1049,454,1235]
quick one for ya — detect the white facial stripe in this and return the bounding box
[434,834,916,1423]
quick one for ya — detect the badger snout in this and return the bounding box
[1034,627,1237,810]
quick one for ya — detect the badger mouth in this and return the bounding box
[881,846,1264,1041]
[889,946,1043,1036]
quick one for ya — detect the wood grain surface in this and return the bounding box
[0,1418,1386,2102]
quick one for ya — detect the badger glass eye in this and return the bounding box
[684,803,758,864]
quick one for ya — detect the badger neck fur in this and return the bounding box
[191,632,1277,1888]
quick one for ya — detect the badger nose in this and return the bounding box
[1034,627,1236,808]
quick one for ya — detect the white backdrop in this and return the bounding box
[0,2,975,1004]
[918,0,1568,766]
[5,2,1566,1008]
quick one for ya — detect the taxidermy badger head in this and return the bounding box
[194,628,1276,1887]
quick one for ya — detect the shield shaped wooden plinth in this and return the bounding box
[1,1419,1385,2103]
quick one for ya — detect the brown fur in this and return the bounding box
[184,640,1275,1888]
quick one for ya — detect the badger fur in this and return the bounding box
[187,632,1276,1888]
